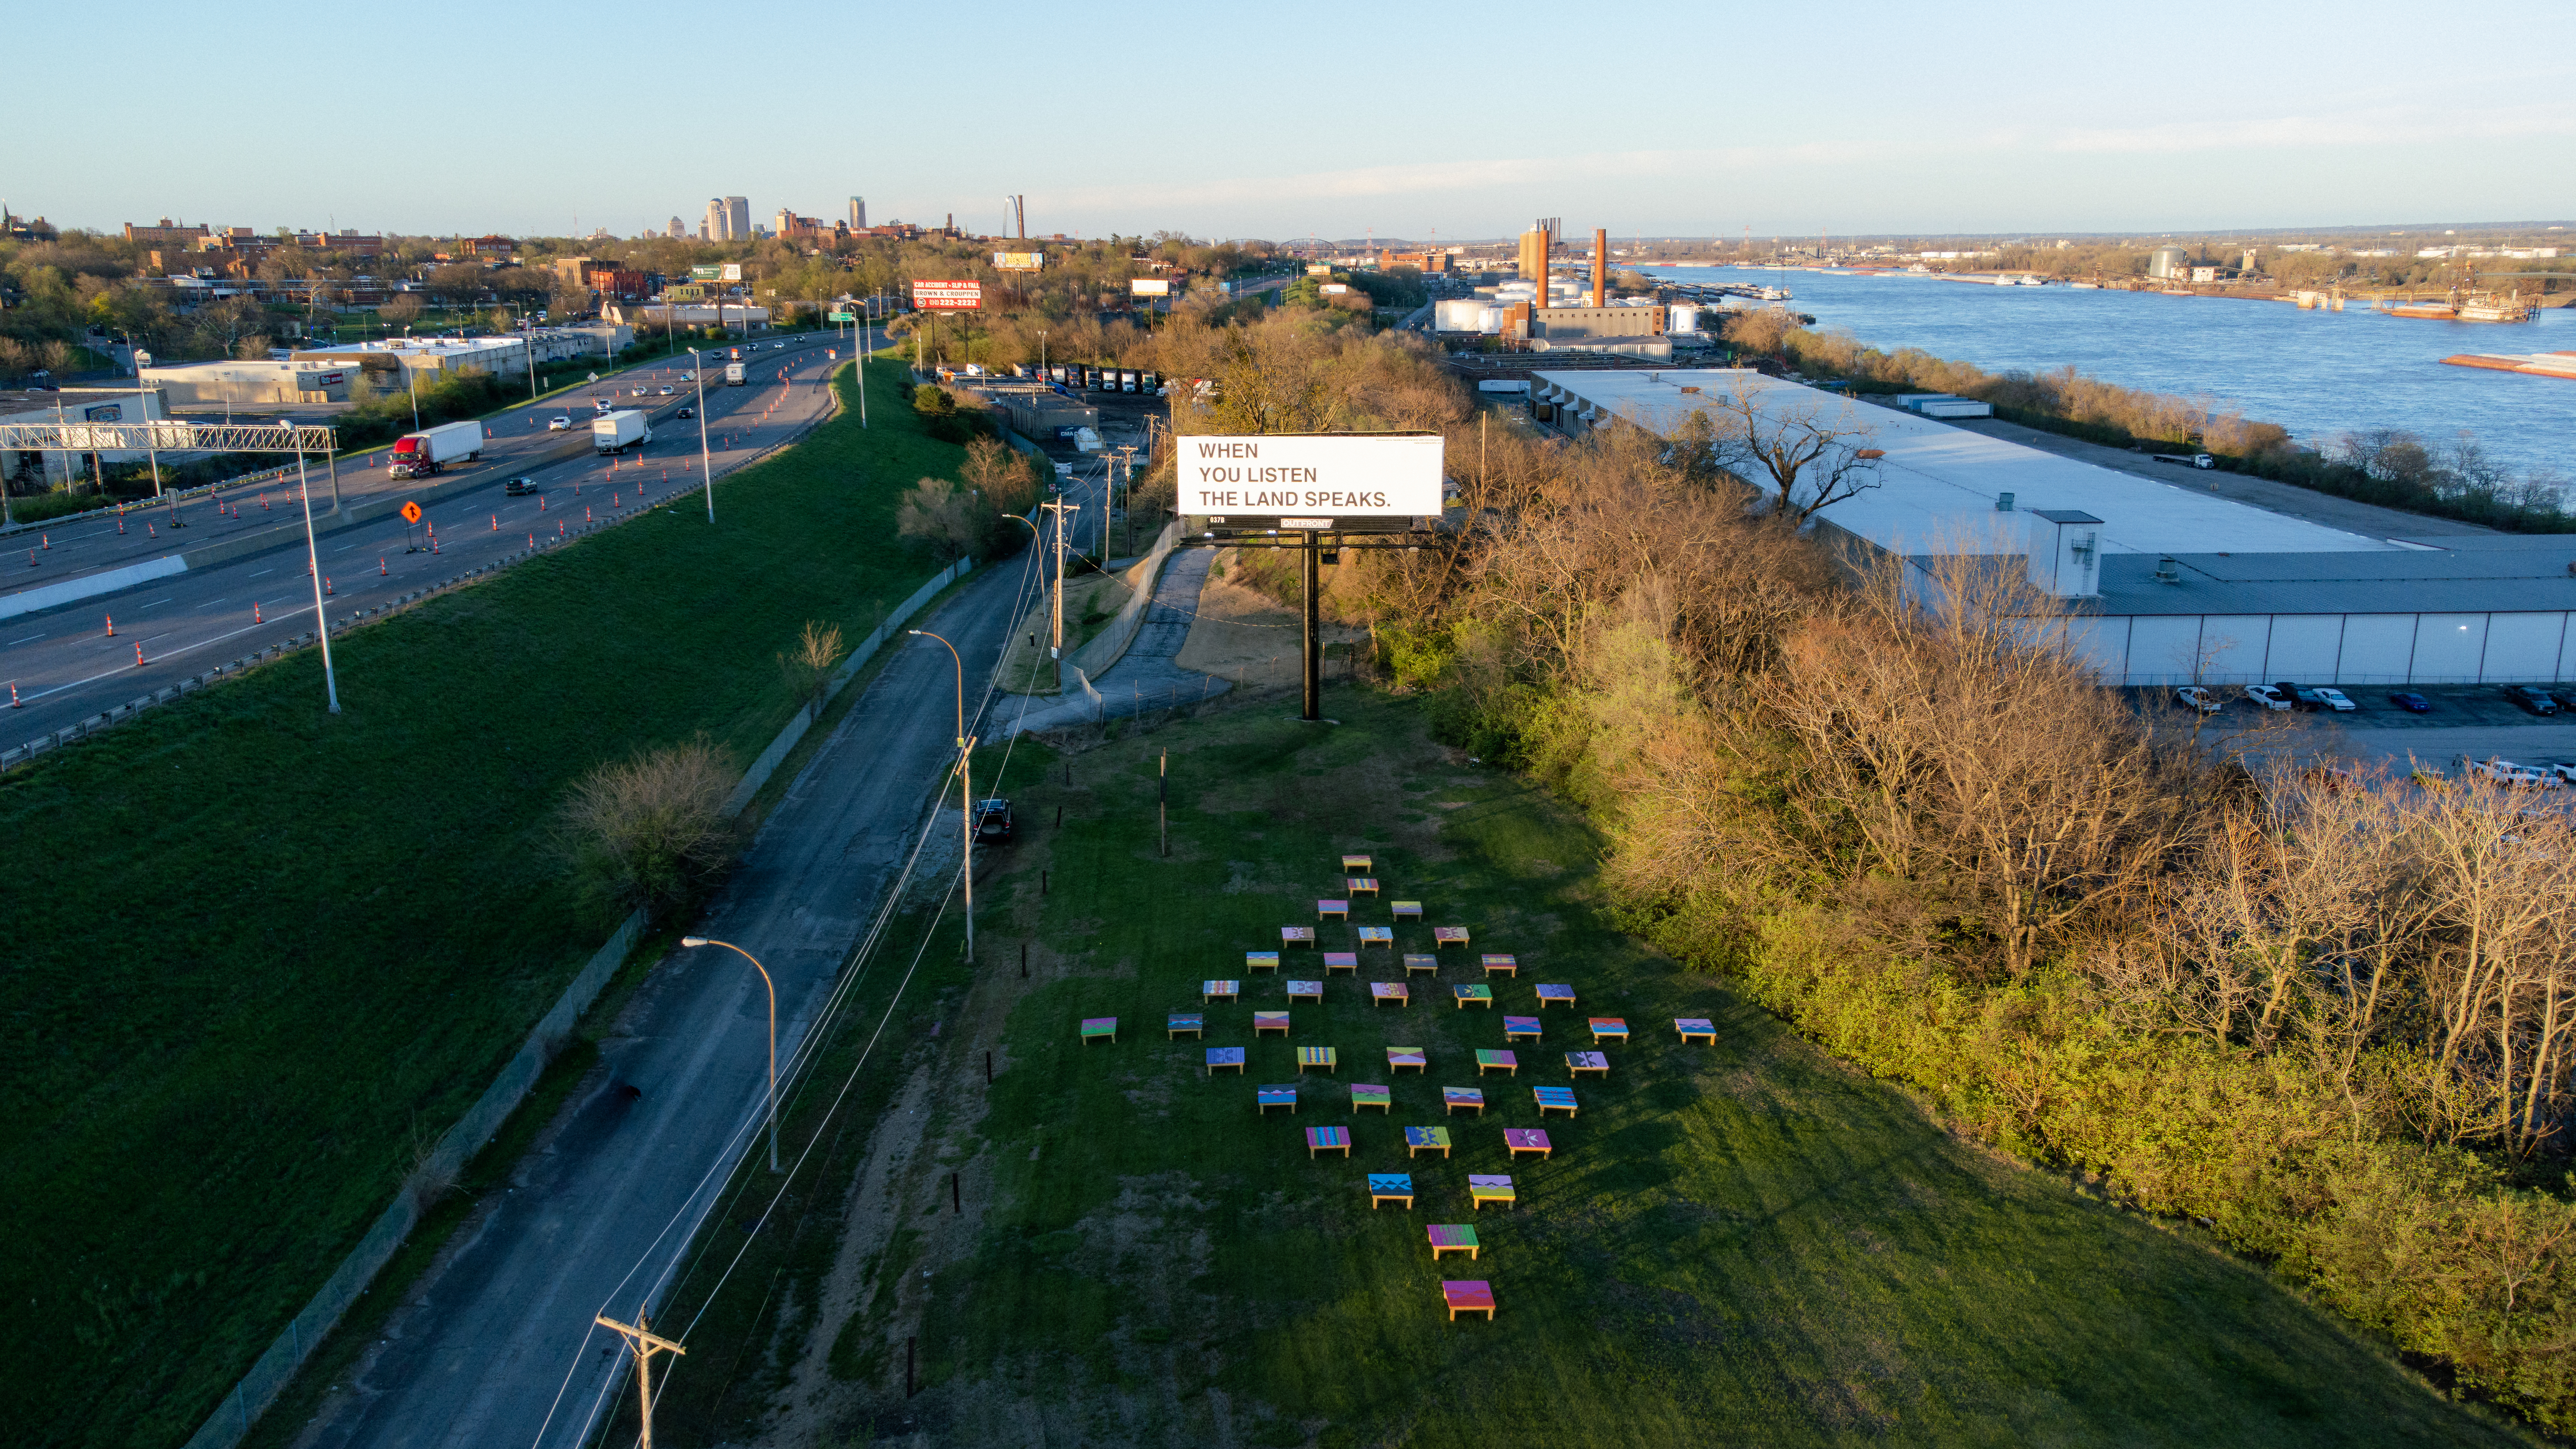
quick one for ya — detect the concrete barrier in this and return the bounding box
[1067,518,1183,681]
[0,553,188,621]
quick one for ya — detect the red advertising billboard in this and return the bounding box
[913,281,984,310]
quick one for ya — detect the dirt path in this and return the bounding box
[1172,562,1365,691]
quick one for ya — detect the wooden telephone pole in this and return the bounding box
[1039,496,1079,685]
[597,1312,686,1449]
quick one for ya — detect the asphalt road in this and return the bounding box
[286,515,1047,1449]
[1,333,865,742]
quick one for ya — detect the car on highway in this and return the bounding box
[2173,685,2222,713]
[2389,691,2431,712]
[675,406,694,418]
[659,385,674,395]
[773,342,786,350]
[548,415,571,430]
[2510,685,2562,716]
[2310,687,2357,712]
[2244,684,2292,711]
[975,798,1015,843]
[503,476,541,496]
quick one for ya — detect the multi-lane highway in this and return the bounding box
[0,332,865,743]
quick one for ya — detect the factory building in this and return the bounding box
[1528,368,2576,686]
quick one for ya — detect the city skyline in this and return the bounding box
[9,1,2573,241]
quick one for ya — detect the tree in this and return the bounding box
[960,434,1036,520]
[555,738,740,919]
[776,620,848,718]
[896,476,982,561]
[378,293,424,329]
[1704,380,1885,524]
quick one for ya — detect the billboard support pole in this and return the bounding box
[1301,529,1321,722]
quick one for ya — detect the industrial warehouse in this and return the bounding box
[1530,368,2576,687]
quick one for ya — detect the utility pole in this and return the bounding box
[291,427,341,714]
[1039,497,1078,685]
[596,1313,685,1449]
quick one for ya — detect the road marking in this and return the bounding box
[197,598,228,609]
[141,596,174,608]
[13,608,307,702]
[249,568,274,577]
[8,633,44,645]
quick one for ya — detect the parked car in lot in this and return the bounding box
[2510,685,2562,716]
[2551,762,2576,786]
[2173,685,2223,713]
[547,415,571,431]
[2244,684,2292,711]
[2310,687,2356,712]
[975,798,1015,843]
[2389,691,2431,712]
[2464,756,2559,788]
[503,476,540,496]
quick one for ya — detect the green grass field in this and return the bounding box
[0,355,979,1449]
[633,685,2524,1447]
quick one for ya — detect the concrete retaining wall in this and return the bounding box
[1067,518,1183,680]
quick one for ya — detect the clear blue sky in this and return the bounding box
[14,0,2570,242]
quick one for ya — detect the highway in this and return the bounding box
[0,331,866,744]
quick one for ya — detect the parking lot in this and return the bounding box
[2139,681,2576,784]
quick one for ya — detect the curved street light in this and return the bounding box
[908,629,975,960]
[677,936,780,1172]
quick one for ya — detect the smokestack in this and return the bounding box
[1592,228,1607,309]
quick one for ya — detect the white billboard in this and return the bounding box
[1129,278,1171,296]
[1176,434,1443,519]
[720,263,744,282]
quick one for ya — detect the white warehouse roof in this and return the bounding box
[1529,368,2397,558]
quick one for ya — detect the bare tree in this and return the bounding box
[1704,380,1885,524]
[897,476,982,562]
[556,738,740,918]
[777,620,848,718]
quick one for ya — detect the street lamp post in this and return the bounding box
[288,421,341,714]
[676,937,780,1172]
[907,629,974,960]
[121,330,163,499]
[686,346,713,522]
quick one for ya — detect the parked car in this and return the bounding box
[2550,763,2576,786]
[675,406,694,419]
[2244,684,2292,711]
[503,476,540,496]
[2273,681,2319,711]
[2389,691,2431,712]
[974,798,1015,843]
[2173,685,2223,713]
[2310,687,2357,712]
[2510,686,2562,716]
[2464,756,2558,788]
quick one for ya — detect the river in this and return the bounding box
[1654,265,2575,481]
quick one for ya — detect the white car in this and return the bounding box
[2550,763,2576,786]
[2173,686,2222,713]
[2310,687,2357,712]
[2465,757,2558,789]
[2244,684,2292,711]
[659,385,674,395]
[547,416,571,431]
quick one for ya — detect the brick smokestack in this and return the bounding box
[1592,228,1607,308]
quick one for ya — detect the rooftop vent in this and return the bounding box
[1995,491,2015,511]
[2154,556,2181,584]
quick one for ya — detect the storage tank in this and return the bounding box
[1667,304,1701,332]
[2148,246,2189,279]
[1435,299,1490,331]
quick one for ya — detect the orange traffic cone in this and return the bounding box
[104,614,114,636]
[254,602,263,623]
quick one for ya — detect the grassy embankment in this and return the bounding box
[0,354,976,1449]
[625,686,2519,1447]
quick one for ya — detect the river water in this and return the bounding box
[1657,266,2576,480]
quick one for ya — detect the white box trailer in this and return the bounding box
[724,363,746,385]
[593,409,651,454]
[387,418,485,478]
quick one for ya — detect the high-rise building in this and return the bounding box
[666,216,684,239]
[848,196,865,230]
[724,196,750,242]
[704,197,726,241]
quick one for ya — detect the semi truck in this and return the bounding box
[724,363,746,386]
[387,419,485,479]
[592,409,651,454]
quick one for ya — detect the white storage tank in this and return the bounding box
[1435,299,1490,331]
[1667,304,1701,332]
